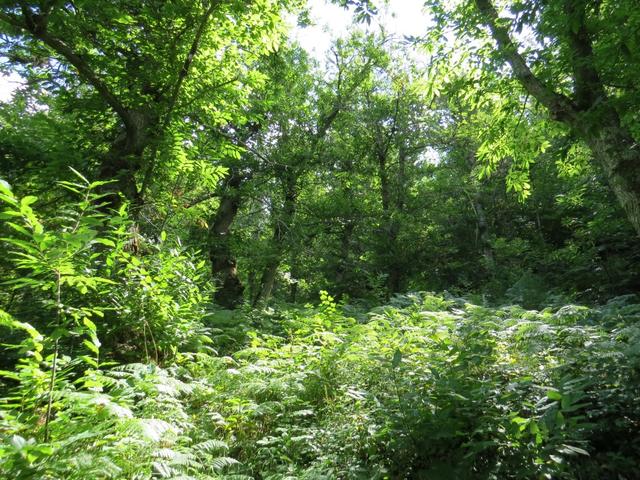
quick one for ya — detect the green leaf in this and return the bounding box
[547,390,562,401]
[83,317,97,332]
[68,167,90,185]
[83,339,100,355]
[391,348,402,368]
[20,196,38,209]
[92,238,116,247]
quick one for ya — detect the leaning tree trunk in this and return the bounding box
[579,114,640,236]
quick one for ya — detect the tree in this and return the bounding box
[0,0,298,209]
[429,0,640,235]
[250,35,380,305]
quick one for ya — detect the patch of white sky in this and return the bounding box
[0,71,22,102]
[288,0,431,63]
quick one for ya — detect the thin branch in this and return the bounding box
[514,93,530,128]
[164,0,220,122]
[563,0,606,110]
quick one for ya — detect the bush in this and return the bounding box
[181,293,640,479]
[0,174,236,479]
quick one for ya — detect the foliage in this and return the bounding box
[0,179,236,479]
[0,317,239,479]
[101,238,214,363]
[0,175,639,479]
[1,1,640,478]
[173,293,640,479]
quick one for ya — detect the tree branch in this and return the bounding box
[37,31,133,126]
[164,0,220,121]
[140,0,220,199]
[2,7,133,130]
[474,0,579,123]
[0,11,25,29]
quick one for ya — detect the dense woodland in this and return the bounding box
[1,0,639,478]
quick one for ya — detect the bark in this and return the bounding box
[253,170,297,306]
[247,269,259,305]
[254,262,278,307]
[474,0,640,236]
[561,0,640,235]
[473,0,579,123]
[387,140,408,294]
[98,109,156,209]
[579,117,640,235]
[472,191,495,271]
[208,168,246,309]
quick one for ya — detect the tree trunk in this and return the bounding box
[465,148,496,272]
[387,141,408,294]
[472,191,495,271]
[253,170,297,306]
[254,261,279,306]
[97,109,157,210]
[376,132,405,295]
[578,113,640,236]
[208,169,246,309]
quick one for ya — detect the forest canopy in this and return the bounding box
[1,0,639,478]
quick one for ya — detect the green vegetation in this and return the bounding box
[1,0,639,478]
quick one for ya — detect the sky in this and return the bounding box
[0,71,22,102]
[290,0,430,61]
[0,0,432,102]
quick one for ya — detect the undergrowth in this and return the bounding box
[1,179,639,479]
[4,292,640,479]
[198,292,640,479]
